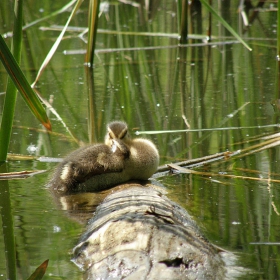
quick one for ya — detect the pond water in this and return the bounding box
[1,0,280,279]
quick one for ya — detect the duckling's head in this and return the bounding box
[105,121,131,148]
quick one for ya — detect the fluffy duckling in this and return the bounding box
[48,121,159,193]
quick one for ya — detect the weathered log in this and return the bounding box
[71,184,226,279]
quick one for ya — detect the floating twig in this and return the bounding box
[0,170,46,180]
[167,164,280,184]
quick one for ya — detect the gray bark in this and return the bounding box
[71,184,225,279]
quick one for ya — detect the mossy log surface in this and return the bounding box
[72,185,225,279]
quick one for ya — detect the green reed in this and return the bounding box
[0,0,23,162]
[86,0,100,66]
[0,1,51,162]
[278,0,280,57]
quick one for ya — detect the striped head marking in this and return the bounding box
[107,121,128,140]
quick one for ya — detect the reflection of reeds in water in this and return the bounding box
[1,1,280,278]
[0,164,16,280]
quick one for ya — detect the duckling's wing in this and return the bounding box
[49,144,127,193]
[62,144,126,181]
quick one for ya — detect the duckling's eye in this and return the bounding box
[108,132,115,139]
[119,132,127,139]
[118,128,128,139]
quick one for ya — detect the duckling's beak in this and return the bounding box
[112,139,130,158]
[111,140,118,153]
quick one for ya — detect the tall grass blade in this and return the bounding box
[0,35,52,131]
[32,0,83,86]
[86,0,100,66]
[0,0,23,162]
[200,0,252,51]
[34,91,79,144]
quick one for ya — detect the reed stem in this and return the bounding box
[86,0,100,66]
[0,0,23,162]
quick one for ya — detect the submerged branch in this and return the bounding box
[156,132,280,179]
[156,150,241,173]
[167,164,280,184]
[0,170,46,180]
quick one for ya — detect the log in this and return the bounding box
[71,184,225,279]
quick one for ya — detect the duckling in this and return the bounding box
[48,121,159,193]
